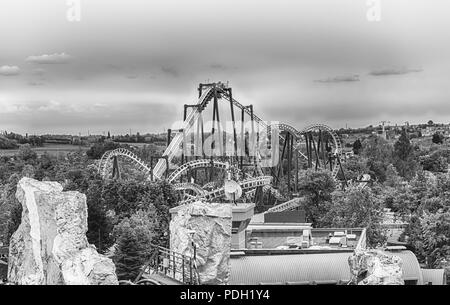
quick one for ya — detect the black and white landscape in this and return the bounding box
[0,0,449,288]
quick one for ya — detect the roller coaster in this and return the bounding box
[98,82,349,208]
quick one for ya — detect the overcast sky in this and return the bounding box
[1,0,450,135]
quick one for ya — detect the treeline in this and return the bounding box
[343,131,450,183]
[335,132,450,268]
[0,133,44,149]
[111,132,167,144]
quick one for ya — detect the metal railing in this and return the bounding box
[135,244,200,285]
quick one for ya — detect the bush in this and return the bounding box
[112,209,158,280]
[86,141,124,159]
[322,188,387,247]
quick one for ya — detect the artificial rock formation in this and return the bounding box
[348,249,404,285]
[170,201,232,285]
[8,177,118,285]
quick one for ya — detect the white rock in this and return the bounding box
[170,201,232,285]
[7,177,118,285]
[348,249,404,285]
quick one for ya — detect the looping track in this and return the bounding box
[167,159,229,183]
[98,83,345,206]
[172,182,208,196]
[268,122,343,178]
[178,175,273,205]
[98,148,152,180]
[150,84,342,180]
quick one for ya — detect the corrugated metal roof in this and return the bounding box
[230,252,352,285]
[393,250,423,284]
[230,250,423,285]
[421,269,446,285]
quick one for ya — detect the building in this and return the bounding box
[146,201,447,285]
[421,125,450,137]
[421,269,447,285]
[229,249,425,285]
[227,207,446,285]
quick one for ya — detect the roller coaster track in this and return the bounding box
[179,176,273,205]
[202,181,217,189]
[98,84,344,210]
[97,147,270,203]
[265,197,306,213]
[152,87,215,180]
[167,159,229,183]
[299,123,342,155]
[267,122,342,178]
[245,184,285,201]
[151,84,342,181]
[300,124,342,178]
[98,148,152,180]
[152,85,275,181]
[172,182,208,196]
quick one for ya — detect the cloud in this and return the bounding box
[32,68,46,75]
[0,65,20,76]
[0,102,31,114]
[125,74,138,79]
[210,63,228,70]
[105,64,123,70]
[34,100,101,114]
[369,67,423,76]
[314,74,360,83]
[161,66,179,77]
[26,52,72,64]
[37,100,63,112]
[93,103,107,107]
[28,81,45,86]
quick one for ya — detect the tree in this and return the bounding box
[394,131,413,160]
[420,153,448,173]
[0,136,19,149]
[428,120,434,126]
[113,228,145,281]
[352,139,362,155]
[112,208,158,280]
[384,164,402,188]
[393,131,417,180]
[395,171,450,267]
[406,209,450,268]
[338,156,369,182]
[432,132,443,145]
[138,181,178,246]
[297,169,336,225]
[18,144,37,162]
[362,135,394,182]
[1,174,22,245]
[322,188,387,247]
[85,179,115,252]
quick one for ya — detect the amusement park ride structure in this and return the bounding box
[98,82,362,212]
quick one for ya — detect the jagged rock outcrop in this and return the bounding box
[170,201,232,285]
[348,249,404,285]
[7,177,118,285]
